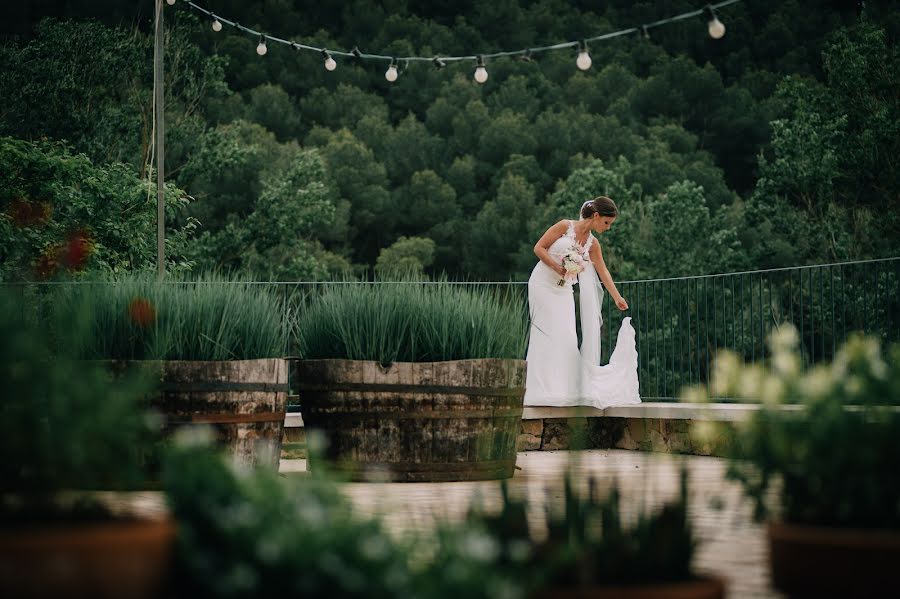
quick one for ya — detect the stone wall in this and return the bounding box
[282,415,737,459]
[516,417,736,456]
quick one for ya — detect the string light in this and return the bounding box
[576,41,591,71]
[474,56,488,84]
[385,59,399,82]
[166,0,176,5]
[177,0,740,77]
[704,5,726,39]
[322,50,337,71]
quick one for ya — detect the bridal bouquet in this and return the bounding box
[557,246,586,286]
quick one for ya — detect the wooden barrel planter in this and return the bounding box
[768,521,900,598]
[295,358,526,482]
[114,358,287,471]
[535,577,725,599]
[0,518,176,599]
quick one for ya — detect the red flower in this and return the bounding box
[62,230,94,271]
[128,297,156,328]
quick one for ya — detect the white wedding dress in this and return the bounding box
[524,220,641,408]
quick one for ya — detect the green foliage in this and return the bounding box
[543,469,694,586]
[748,22,900,267]
[0,136,197,282]
[53,275,286,360]
[163,439,414,598]
[465,173,536,279]
[457,468,696,590]
[0,16,227,173]
[0,291,159,523]
[185,141,347,280]
[686,326,900,528]
[294,282,527,362]
[3,4,898,280]
[375,236,436,279]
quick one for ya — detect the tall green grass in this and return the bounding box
[54,275,286,360]
[294,282,528,362]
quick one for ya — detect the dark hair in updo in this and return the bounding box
[580,196,618,219]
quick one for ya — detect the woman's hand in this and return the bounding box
[615,296,629,311]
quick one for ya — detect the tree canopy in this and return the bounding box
[1,1,897,281]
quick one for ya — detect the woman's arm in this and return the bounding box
[533,221,569,277]
[589,241,629,310]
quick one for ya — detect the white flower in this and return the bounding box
[711,351,741,397]
[737,365,766,400]
[459,531,500,563]
[768,325,799,354]
[772,351,800,378]
[760,375,785,406]
[800,366,833,398]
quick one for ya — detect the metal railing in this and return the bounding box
[5,257,898,402]
[609,257,900,400]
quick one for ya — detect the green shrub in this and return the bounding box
[53,274,286,360]
[0,291,160,525]
[685,326,900,528]
[294,282,527,362]
[163,437,416,598]
[456,469,695,590]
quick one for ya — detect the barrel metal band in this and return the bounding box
[159,382,289,393]
[167,411,287,425]
[296,382,525,397]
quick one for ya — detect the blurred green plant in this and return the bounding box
[685,326,900,527]
[163,435,416,598]
[542,469,694,586]
[52,274,286,360]
[0,291,160,526]
[0,136,197,282]
[294,281,527,362]
[469,470,694,590]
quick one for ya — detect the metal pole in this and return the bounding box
[154,0,166,279]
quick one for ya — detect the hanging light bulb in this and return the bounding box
[576,41,592,71]
[433,56,446,69]
[256,35,268,56]
[705,5,726,39]
[640,25,651,40]
[385,59,398,82]
[322,50,337,71]
[211,15,222,32]
[166,0,176,5]
[474,56,488,84]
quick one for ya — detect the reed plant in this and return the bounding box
[294,281,527,362]
[0,291,159,524]
[53,275,286,360]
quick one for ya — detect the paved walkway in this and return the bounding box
[282,449,784,599]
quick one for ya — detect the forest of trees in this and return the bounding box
[1,0,898,282]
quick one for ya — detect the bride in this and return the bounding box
[524,196,641,408]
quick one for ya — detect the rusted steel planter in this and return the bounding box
[295,358,526,482]
[112,358,287,471]
[0,518,176,598]
[535,577,725,599]
[768,521,900,598]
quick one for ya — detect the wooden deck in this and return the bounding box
[282,449,784,598]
